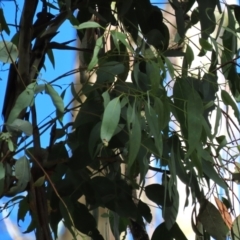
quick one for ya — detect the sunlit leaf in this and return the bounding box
[0,41,18,63]
[215,197,232,230]
[101,97,121,146]
[7,82,36,124]
[73,21,103,30]
[46,84,64,119]
[6,119,33,136]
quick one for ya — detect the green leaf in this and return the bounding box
[0,41,18,63]
[185,44,194,67]
[101,97,121,146]
[128,106,141,169]
[7,82,36,124]
[232,214,240,240]
[6,156,30,196]
[46,48,55,69]
[146,61,160,95]
[145,184,172,207]
[202,159,227,190]
[0,9,10,35]
[199,38,212,51]
[17,196,29,223]
[198,200,229,239]
[137,200,152,223]
[110,31,133,53]
[46,84,64,119]
[70,82,81,103]
[164,57,175,80]
[186,90,203,157]
[73,21,103,30]
[145,104,162,157]
[88,36,103,70]
[221,90,240,124]
[0,163,5,196]
[6,119,33,136]
[151,222,187,240]
[102,91,110,108]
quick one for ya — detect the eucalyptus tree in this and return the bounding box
[0,0,240,240]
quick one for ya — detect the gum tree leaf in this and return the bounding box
[128,109,142,168]
[221,90,240,124]
[88,36,103,70]
[186,90,203,157]
[102,91,110,109]
[232,214,240,240]
[73,21,103,30]
[6,156,30,196]
[7,119,33,136]
[214,197,232,230]
[101,97,121,146]
[7,83,36,124]
[0,41,18,63]
[145,184,172,207]
[137,200,152,223]
[0,9,10,35]
[17,196,29,223]
[0,163,5,196]
[45,84,64,119]
[198,199,229,240]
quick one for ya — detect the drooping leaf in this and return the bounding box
[232,214,240,240]
[6,119,33,136]
[0,41,18,63]
[151,222,187,240]
[186,90,203,157]
[46,48,55,69]
[137,200,152,223]
[6,156,30,196]
[198,199,229,240]
[101,97,121,146]
[88,36,103,70]
[145,184,172,207]
[0,163,5,196]
[145,104,162,157]
[17,196,29,224]
[221,90,240,124]
[0,8,10,35]
[214,197,232,230]
[74,21,103,30]
[127,105,141,169]
[45,84,64,119]
[7,82,36,124]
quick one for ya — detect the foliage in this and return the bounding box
[0,0,240,240]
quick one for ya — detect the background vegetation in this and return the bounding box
[0,0,240,239]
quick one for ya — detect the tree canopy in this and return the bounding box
[1,0,240,239]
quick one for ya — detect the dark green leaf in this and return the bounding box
[221,90,240,124]
[137,200,152,223]
[101,97,121,146]
[0,8,10,35]
[17,196,29,224]
[145,184,172,207]
[198,200,228,239]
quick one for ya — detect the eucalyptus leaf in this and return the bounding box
[0,41,18,63]
[7,83,36,124]
[101,97,121,146]
[0,163,5,196]
[6,119,33,136]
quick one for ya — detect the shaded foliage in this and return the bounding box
[1,0,240,240]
